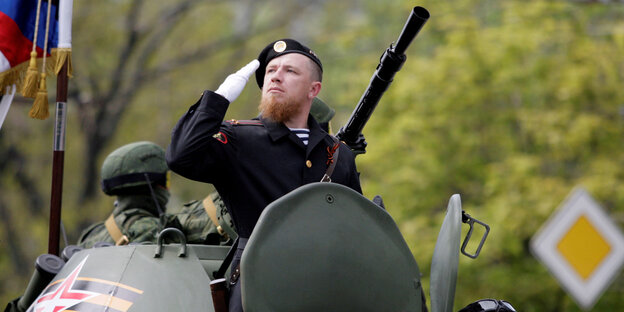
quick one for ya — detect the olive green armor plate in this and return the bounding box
[241,182,423,312]
[26,244,229,311]
[430,194,462,312]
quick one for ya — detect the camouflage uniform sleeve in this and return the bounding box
[174,194,236,245]
[183,205,216,244]
[77,223,114,248]
[125,217,163,244]
[161,213,184,231]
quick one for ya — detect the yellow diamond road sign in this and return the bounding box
[531,188,624,310]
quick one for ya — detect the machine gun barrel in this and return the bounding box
[16,254,64,311]
[336,6,429,153]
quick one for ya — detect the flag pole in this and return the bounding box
[48,0,73,256]
[48,62,67,256]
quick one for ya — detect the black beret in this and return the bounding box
[255,38,323,88]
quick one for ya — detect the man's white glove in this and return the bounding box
[215,59,260,103]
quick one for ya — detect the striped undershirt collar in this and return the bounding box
[289,128,310,145]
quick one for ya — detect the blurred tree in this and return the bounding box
[1,0,624,311]
[357,1,624,311]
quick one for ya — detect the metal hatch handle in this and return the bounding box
[461,212,490,259]
[154,228,187,258]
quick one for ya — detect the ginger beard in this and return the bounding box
[258,91,304,124]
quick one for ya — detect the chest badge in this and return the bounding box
[212,132,228,144]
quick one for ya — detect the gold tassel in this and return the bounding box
[21,51,40,98]
[29,73,49,120]
[54,48,73,78]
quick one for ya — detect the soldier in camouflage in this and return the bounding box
[77,141,170,248]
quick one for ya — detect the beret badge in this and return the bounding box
[273,41,287,53]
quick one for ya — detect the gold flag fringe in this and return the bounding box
[0,64,26,95]
[0,48,69,96]
[29,72,49,120]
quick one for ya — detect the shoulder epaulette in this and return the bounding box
[226,119,263,126]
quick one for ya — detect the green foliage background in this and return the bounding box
[1,0,623,311]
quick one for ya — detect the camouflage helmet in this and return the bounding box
[310,97,335,124]
[310,97,335,133]
[100,141,169,195]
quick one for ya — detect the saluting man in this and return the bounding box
[166,38,362,311]
[166,97,336,247]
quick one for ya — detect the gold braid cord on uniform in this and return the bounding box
[203,195,225,236]
[105,214,129,245]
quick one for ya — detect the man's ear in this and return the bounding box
[308,81,321,100]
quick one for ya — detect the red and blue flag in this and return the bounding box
[0,0,59,92]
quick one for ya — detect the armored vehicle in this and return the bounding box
[8,182,503,312]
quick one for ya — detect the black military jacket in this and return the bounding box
[167,91,362,238]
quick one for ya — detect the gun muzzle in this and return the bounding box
[393,6,430,55]
[61,245,84,262]
[17,254,65,311]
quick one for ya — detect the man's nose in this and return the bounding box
[270,69,283,82]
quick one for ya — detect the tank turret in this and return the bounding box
[5,182,514,312]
